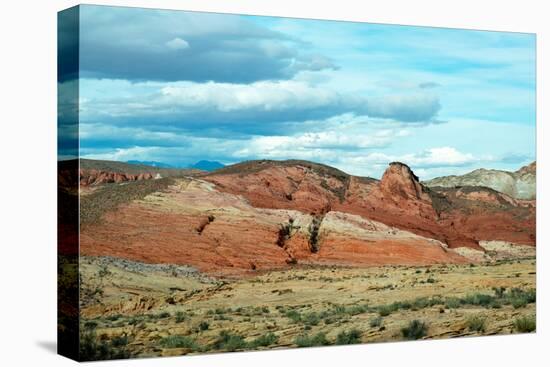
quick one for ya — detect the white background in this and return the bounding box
[0,0,547,366]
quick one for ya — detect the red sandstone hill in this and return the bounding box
[72,159,535,276]
[205,160,535,249]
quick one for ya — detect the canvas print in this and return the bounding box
[58,5,536,362]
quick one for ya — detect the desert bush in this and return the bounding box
[213,331,247,351]
[493,286,506,298]
[105,314,122,322]
[369,316,383,328]
[462,293,495,307]
[346,304,369,315]
[514,316,536,333]
[295,332,330,348]
[84,321,98,330]
[285,310,302,323]
[198,321,209,331]
[159,335,197,349]
[401,320,428,340]
[445,297,461,309]
[466,315,487,332]
[335,329,362,345]
[175,311,185,323]
[303,312,321,326]
[508,288,536,308]
[378,305,393,316]
[79,330,131,361]
[250,332,279,348]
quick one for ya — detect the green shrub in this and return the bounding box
[84,321,98,330]
[466,315,486,332]
[105,314,121,322]
[335,329,362,345]
[159,335,197,349]
[401,320,428,340]
[213,331,247,351]
[175,311,185,323]
[250,332,279,348]
[445,297,461,309]
[514,316,536,333]
[303,312,321,326]
[463,293,495,307]
[369,316,383,328]
[79,330,131,361]
[295,332,330,347]
[285,310,302,323]
[378,305,393,316]
[198,321,209,331]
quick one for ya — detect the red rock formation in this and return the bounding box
[78,160,535,276]
[79,169,154,186]
[206,161,536,249]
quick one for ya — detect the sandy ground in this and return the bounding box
[79,257,536,359]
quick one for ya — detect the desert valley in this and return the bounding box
[58,158,536,360]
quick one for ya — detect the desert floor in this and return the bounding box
[78,257,536,360]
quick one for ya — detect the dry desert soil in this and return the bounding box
[78,256,536,359]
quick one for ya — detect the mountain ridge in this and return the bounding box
[424,161,536,200]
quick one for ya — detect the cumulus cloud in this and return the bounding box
[346,147,482,169]
[364,95,441,122]
[165,37,189,50]
[79,78,443,134]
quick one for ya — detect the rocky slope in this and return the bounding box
[80,177,467,276]
[78,160,535,275]
[205,160,535,249]
[424,162,536,200]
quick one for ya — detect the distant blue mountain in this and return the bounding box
[126,159,225,171]
[126,160,175,168]
[191,160,225,171]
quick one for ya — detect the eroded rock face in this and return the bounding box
[80,169,154,186]
[206,161,536,249]
[79,160,536,276]
[80,178,468,276]
[424,161,536,200]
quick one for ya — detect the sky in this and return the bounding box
[60,5,536,180]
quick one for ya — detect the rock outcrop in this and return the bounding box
[80,177,468,276]
[77,159,536,276]
[424,161,536,200]
[80,169,155,186]
[205,160,536,249]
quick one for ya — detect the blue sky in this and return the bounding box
[65,5,536,179]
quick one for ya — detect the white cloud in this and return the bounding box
[159,80,346,112]
[165,37,190,50]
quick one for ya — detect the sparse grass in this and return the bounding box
[514,316,536,333]
[401,320,428,340]
[335,329,362,345]
[295,332,330,348]
[159,335,197,349]
[466,315,487,332]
